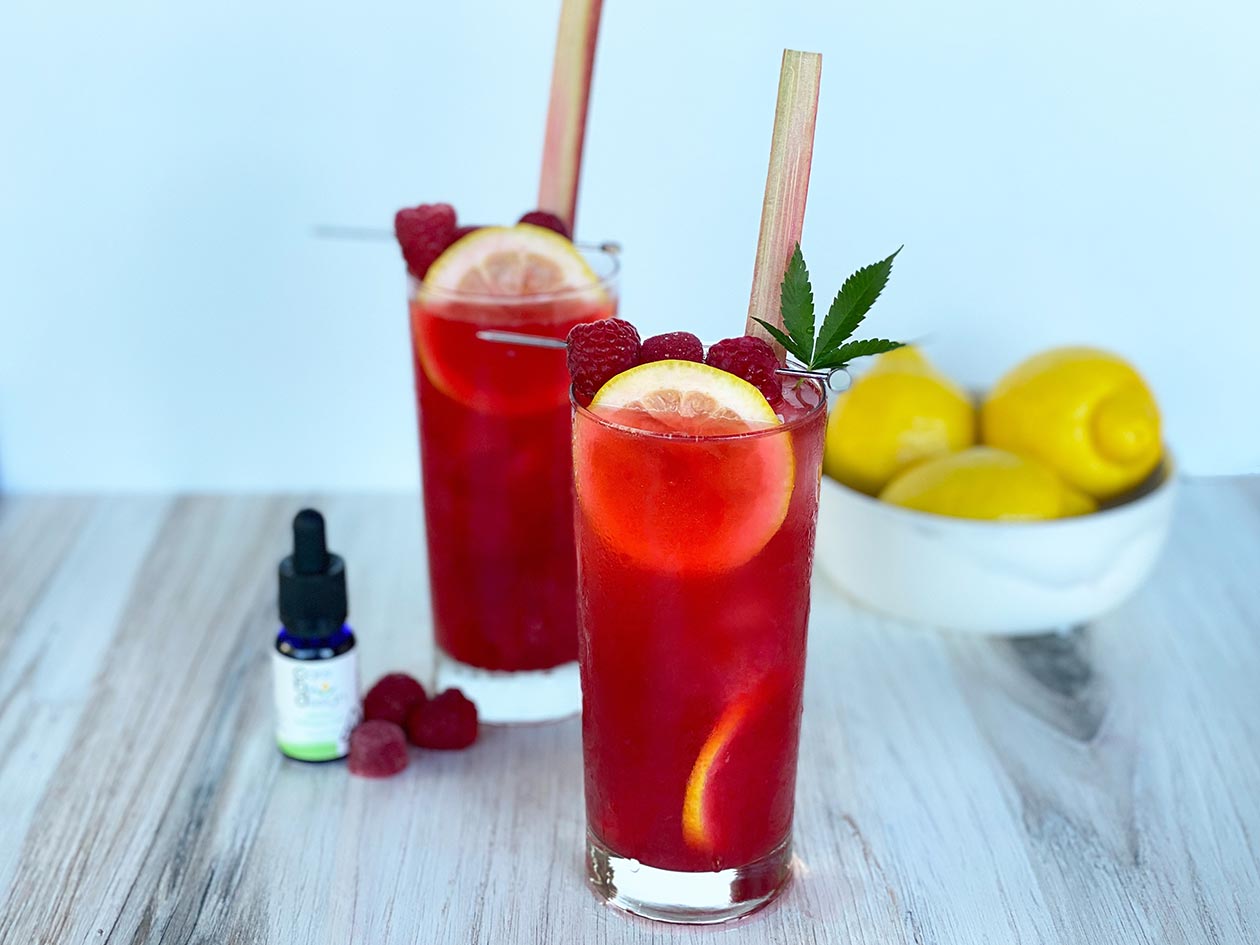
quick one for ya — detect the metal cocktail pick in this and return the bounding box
[475,329,851,392]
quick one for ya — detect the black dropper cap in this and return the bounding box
[279,509,348,637]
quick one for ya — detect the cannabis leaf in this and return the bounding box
[778,245,815,363]
[816,247,900,355]
[754,243,904,371]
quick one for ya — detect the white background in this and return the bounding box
[2,0,1256,490]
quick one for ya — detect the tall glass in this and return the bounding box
[409,248,618,723]
[573,378,827,923]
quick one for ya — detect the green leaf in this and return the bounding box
[751,318,804,360]
[779,244,815,362]
[813,247,901,364]
[813,338,904,370]
[750,243,906,373]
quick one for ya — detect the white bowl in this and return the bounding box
[814,458,1177,634]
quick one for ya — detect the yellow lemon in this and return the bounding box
[981,347,1161,501]
[880,446,1097,520]
[824,346,976,495]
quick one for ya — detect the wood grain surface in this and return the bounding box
[0,482,1257,944]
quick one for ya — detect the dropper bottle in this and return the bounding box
[272,509,361,761]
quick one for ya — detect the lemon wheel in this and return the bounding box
[412,224,611,414]
[575,360,795,574]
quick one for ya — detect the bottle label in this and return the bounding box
[273,648,361,761]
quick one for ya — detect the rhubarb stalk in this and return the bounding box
[537,0,604,236]
[744,50,822,359]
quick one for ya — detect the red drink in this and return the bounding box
[573,376,826,922]
[409,249,617,722]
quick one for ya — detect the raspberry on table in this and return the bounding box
[518,210,571,240]
[637,331,705,365]
[567,318,642,405]
[348,720,409,778]
[394,203,458,279]
[706,335,784,406]
[406,689,479,750]
[363,673,428,725]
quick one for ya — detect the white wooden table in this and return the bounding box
[1,482,1257,943]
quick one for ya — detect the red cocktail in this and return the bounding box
[392,0,611,721]
[409,234,618,722]
[574,370,826,922]
[562,43,898,923]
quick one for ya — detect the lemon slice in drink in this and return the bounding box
[681,673,797,858]
[423,223,605,300]
[413,224,611,415]
[589,360,780,426]
[576,360,795,574]
[682,696,753,853]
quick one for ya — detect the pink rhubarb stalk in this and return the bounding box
[537,0,604,236]
[744,49,822,359]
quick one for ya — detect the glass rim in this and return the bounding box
[571,379,827,443]
[410,242,621,306]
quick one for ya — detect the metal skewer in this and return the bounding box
[774,364,850,391]
[477,330,569,350]
[474,329,850,391]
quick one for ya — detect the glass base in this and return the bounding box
[586,831,792,924]
[435,650,580,724]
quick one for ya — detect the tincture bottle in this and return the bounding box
[272,509,360,761]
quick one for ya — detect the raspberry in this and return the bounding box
[706,335,784,406]
[394,203,457,279]
[348,720,409,778]
[567,318,642,405]
[406,689,478,750]
[363,673,427,725]
[637,331,705,365]
[518,210,571,240]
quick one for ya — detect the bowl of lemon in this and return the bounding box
[815,345,1175,634]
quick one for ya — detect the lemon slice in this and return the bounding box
[680,673,797,858]
[412,223,613,415]
[682,696,752,853]
[423,223,604,300]
[576,360,795,574]
[590,360,780,426]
